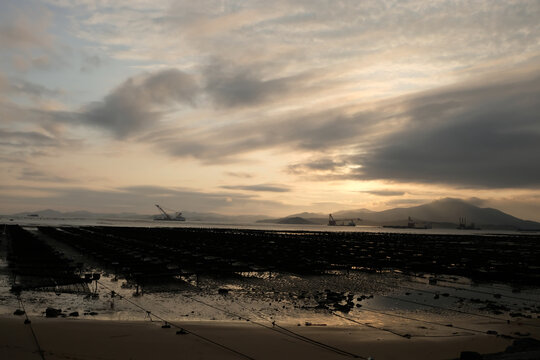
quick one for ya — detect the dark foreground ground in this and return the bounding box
[1,225,539,360]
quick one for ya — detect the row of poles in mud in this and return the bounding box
[39,225,540,285]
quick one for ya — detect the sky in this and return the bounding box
[1,0,540,220]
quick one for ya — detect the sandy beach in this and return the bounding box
[2,315,538,360]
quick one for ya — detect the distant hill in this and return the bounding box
[5,198,540,230]
[334,198,540,230]
[259,198,540,230]
[285,211,326,218]
[257,216,317,224]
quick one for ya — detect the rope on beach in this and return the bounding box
[234,289,498,340]
[271,322,367,359]
[96,281,256,360]
[234,298,377,359]
[182,293,365,359]
[17,295,46,360]
[330,311,412,339]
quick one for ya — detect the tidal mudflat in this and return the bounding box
[1,225,539,359]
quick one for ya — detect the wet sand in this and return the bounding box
[1,316,533,360]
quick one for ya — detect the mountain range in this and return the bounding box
[4,198,540,230]
[258,198,540,230]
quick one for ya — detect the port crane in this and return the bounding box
[328,214,361,226]
[155,204,186,221]
[457,217,480,230]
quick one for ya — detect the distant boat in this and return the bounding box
[383,216,431,229]
[328,214,359,226]
[154,204,185,221]
[457,217,480,230]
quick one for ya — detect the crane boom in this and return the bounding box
[155,204,171,220]
[328,214,337,226]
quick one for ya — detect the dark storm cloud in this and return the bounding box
[352,71,540,188]
[82,69,199,138]
[203,60,301,108]
[78,55,354,145]
[288,158,348,174]
[221,184,290,192]
[81,61,330,139]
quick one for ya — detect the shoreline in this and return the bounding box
[1,316,534,360]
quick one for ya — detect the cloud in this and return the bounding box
[384,198,427,207]
[362,190,406,197]
[0,95,80,165]
[12,55,56,72]
[0,129,59,148]
[351,70,540,188]
[225,171,253,178]
[17,168,71,183]
[0,3,53,49]
[202,59,306,108]
[478,195,540,222]
[221,184,290,192]
[0,185,289,215]
[6,77,62,98]
[153,106,377,162]
[288,158,349,174]
[0,2,70,72]
[81,69,199,138]
[65,0,540,80]
[80,54,102,73]
[0,96,76,135]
